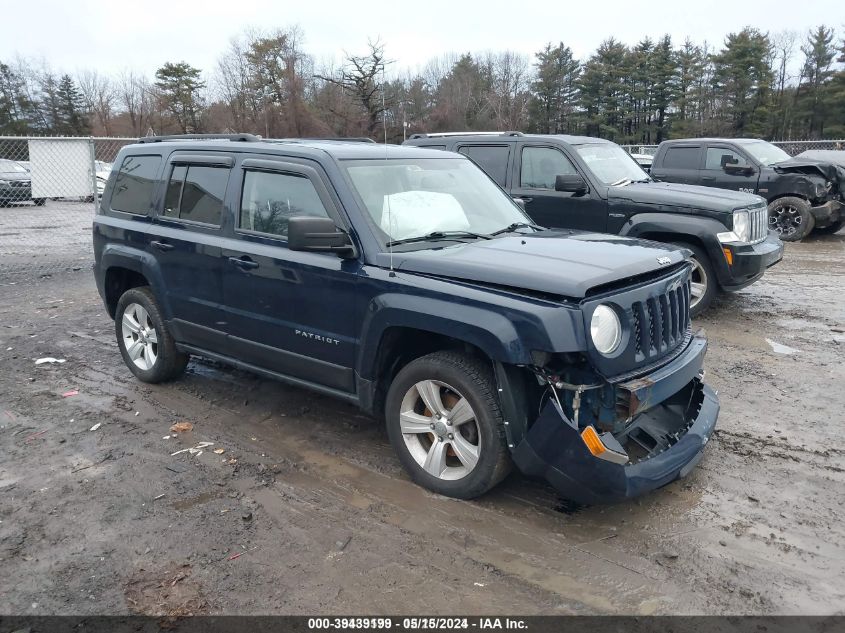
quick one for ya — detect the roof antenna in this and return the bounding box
[382,61,395,277]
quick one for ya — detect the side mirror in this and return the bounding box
[288,216,355,257]
[724,163,755,176]
[555,174,588,195]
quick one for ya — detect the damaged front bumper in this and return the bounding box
[511,335,719,504]
[811,199,843,228]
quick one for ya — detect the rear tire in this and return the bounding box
[385,351,511,499]
[813,219,844,235]
[672,242,716,318]
[768,197,814,242]
[115,287,188,383]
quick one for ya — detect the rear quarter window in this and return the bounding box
[110,155,162,215]
[663,146,701,170]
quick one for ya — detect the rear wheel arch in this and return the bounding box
[104,267,150,318]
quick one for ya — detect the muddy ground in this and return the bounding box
[1,202,844,615]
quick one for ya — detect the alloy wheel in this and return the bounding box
[399,379,481,481]
[121,303,159,371]
[770,205,803,238]
[689,257,708,310]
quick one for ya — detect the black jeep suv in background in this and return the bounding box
[651,138,845,241]
[404,132,783,315]
[92,133,719,504]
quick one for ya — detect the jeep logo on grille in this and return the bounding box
[657,256,672,266]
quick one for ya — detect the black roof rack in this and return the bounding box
[137,133,261,144]
[276,137,376,144]
[408,131,524,140]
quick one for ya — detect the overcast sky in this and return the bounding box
[3,0,841,80]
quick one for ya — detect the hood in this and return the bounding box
[609,181,763,214]
[381,232,686,299]
[773,155,845,184]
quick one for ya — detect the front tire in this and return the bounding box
[33,198,46,206]
[768,197,814,242]
[385,351,511,499]
[672,242,716,317]
[115,287,188,383]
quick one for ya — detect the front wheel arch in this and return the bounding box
[669,241,717,317]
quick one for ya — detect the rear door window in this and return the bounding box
[457,145,510,186]
[163,165,229,226]
[111,155,161,215]
[663,146,702,170]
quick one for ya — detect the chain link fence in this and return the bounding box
[622,140,845,156]
[0,136,135,281]
[1,134,844,282]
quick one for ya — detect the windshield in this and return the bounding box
[574,144,649,185]
[742,141,791,166]
[0,159,28,174]
[342,158,532,245]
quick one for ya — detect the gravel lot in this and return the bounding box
[1,202,844,615]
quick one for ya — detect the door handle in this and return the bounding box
[150,240,174,252]
[228,256,259,270]
[701,176,715,181]
[609,213,626,219]
[512,196,533,204]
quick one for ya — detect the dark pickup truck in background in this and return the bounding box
[404,132,783,316]
[651,138,845,241]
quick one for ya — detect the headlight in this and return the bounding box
[732,210,750,242]
[590,304,622,355]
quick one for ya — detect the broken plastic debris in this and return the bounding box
[169,421,194,433]
[765,339,801,355]
[213,448,225,454]
[171,441,214,457]
[89,423,101,431]
[35,357,66,365]
[61,390,79,398]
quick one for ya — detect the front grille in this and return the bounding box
[749,205,768,243]
[9,180,30,188]
[631,279,690,362]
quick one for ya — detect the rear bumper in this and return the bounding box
[511,335,719,504]
[718,232,783,292]
[811,200,843,227]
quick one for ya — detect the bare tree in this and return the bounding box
[78,70,115,135]
[315,39,393,138]
[117,70,155,136]
[484,51,532,130]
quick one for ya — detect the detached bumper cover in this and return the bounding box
[511,336,719,504]
[810,200,843,226]
[719,232,783,292]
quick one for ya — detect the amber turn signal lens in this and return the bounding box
[722,247,733,266]
[581,426,606,457]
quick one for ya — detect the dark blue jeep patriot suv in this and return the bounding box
[92,133,719,504]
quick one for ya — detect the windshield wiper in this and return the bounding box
[489,222,544,236]
[385,230,492,247]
